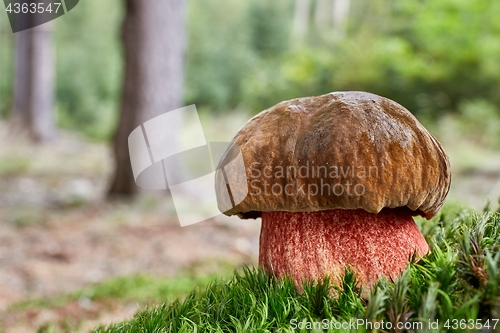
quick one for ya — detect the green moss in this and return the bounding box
[0,155,31,176]
[93,207,500,333]
[14,263,234,311]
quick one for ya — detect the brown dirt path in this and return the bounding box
[0,126,260,332]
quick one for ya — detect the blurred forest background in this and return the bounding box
[1,0,500,332]
[1,0,500,140]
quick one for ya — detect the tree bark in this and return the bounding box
[292,0,311,41]
[11,22,56,142]
[332,0,350,38]
[108,0,186,196]
[314,0,332,28]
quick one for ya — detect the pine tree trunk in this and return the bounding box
[11,22,56,142]
[292,0,311,40]
[108,0,186,196]
[314,0,332,28]
[332,0,350,37]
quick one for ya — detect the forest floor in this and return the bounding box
[0,124,260,333]
[0,120,500,332]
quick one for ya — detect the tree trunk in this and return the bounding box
[108,0,186,196]
[292,0,311,41]
[11,22,56,142]
[332,0,350,37]
[314,0,332,28]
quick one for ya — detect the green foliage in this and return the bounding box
[0,1,122,140]
[0,155,31,176]
[15,270,230,311]
[55,0,123,141]
[454,100,500,148]
[93,206,500,333]
[243,0,500,118]
[184,0,292,112]
[0,10,14,118]
[247,0,292,58]
[3,0,500,139]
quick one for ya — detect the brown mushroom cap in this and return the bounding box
[217,91,451,220]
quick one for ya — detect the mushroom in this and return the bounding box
[216,91,451,293]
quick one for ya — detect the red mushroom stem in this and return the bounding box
[259,208,429,291]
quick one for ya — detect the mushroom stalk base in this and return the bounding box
[259,209,429,292]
